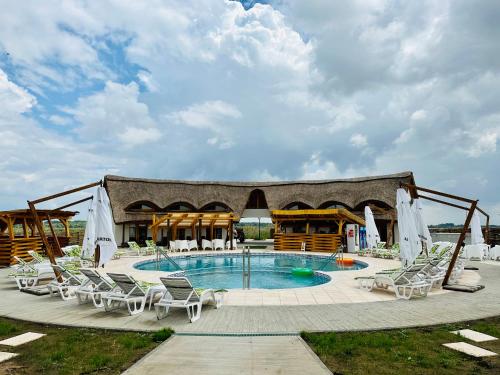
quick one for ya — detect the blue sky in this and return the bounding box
[0,0,499,224]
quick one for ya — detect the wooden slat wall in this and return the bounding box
[0,238,43,266]
[274,233,341,252]
[0,236,68,266]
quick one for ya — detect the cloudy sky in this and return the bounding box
[0,0,499,224]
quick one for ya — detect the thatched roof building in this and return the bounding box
[104,171,414,225]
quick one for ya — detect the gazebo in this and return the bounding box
[149,212,238,247]
[0,209,76,266]
[271,208,365,252]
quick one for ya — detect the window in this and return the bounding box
[129,225,136,240]
[245,189,268,209]
[126,201,158,212]
[201,202,232,212]
[215,228,223,239]
[318,201,350,209]
[282,201,313,210]
[164,202,196,211]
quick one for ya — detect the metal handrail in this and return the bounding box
[156,247,183,271]
[320,245,344,270]
[242,246,251,289]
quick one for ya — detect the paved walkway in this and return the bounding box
[1,262,499,334]
[123,335,332,375]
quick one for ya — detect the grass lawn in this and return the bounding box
[302,316,500,375]
[0,317,173,374]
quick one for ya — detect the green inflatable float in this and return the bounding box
[291,267,314,277]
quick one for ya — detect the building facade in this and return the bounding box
[104,171,414,249]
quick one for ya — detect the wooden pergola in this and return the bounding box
[150,212,239,248]
[271,208,365,252]
[0,209,77,265]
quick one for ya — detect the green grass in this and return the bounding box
[302,316,500,375]
[0,317,173,375]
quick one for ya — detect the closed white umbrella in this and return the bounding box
[470,211,484,245]
[94,187,117,267]
[364,206,380,249]
[396,188,422,266]
[411,198,433,251]
[81,195,97,259]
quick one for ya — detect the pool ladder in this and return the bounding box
[156,247,183,271]
[242,246,251,289]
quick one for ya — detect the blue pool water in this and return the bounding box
[134,253,367,290]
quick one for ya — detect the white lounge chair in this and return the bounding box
[357,269,431,300]
[226,239,238,250]
[212,239,224,251]
[76,268,115,307]
[490,246,500,261]
[155,276,221,323]
[12,256,54,290]
[202,239,213,250]
[188,240,199,251]
[47,265,84,300]
[102,273,148,315]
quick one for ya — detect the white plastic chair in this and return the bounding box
[188,240,199,251]
[212,239,224,250]
[202,239,213,250]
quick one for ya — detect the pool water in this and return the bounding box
[134,253,366,290]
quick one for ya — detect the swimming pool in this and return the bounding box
[134,253,367,290]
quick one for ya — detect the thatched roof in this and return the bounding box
[104,172,414,224]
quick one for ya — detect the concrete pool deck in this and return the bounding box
[102,250,473,306]
[0,252,499,335]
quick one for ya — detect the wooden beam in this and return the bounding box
[444,200,478,285]
[53,195,93,211]
[400,183,476,204]
[46,214,62,257]
[28,202,61,281]
[30,180,102,205]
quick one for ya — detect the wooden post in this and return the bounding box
[46,214,62,257]
[22,218,29,238]
[28,202,61,281]
[7,217,14,240]
[229,218,234,250]
[443,200,478,285]
[305,221,310,235]
[167,219,170,243]
[198,218,202,245]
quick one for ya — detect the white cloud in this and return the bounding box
[49,115,72,126]
[66,81,160,146]
[301,153,340,180]
[118,127,162,147]
[169,100,241,130]
[0,69,37,118]
[1,1,500,225]
[465,131,498,158]
[350,133,368,147]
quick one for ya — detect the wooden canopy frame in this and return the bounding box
[27,181,101,275]
[149,212,238,249]
[401,183,489,285]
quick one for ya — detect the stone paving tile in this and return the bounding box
[451,329,498,342]
[443,342,497,357]
[0,332,45,347]
[0,352,18,364]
